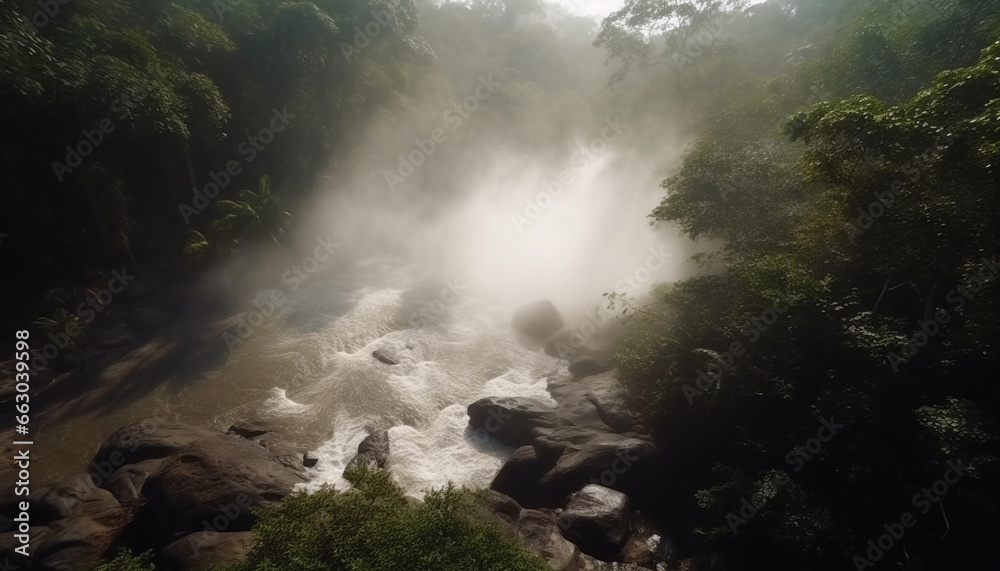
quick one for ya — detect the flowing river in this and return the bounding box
[31,146,693,496]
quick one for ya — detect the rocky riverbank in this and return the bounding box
[0,300,729,570]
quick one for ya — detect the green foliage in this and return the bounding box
[33,308,85,347]
[594,0,746,83]
[86,549,156,570]
[211,176,291,248]
[231,468,548,571]
[615,1,1000,568]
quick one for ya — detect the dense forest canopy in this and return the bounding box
[2,0,999,569]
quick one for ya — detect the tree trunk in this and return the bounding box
[873,271,891,314]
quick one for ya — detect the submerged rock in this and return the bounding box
[372,349,400,365]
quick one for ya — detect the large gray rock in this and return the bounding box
[227,419,306,474]
[549,370,637,432]
[568,357,609,378]
[104,458,165,507]
[513,300,564,342]
[483,491,654,571]
[467,397,564,447]
[36,480,123,524]
[544,329,596,360]
[133,434,306,543]
[93,421,215,468]
[476,370,658,509]
[517,508,579,569]
[0,420,312,569]
[161,531,255,570]
[491,432,659,508]
[345,430,390,471]
[32,516,120,571]
[557,485,631,558]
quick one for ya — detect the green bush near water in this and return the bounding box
[228,467,548,571]
[91,468,546,571]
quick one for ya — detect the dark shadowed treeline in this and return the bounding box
[3,0,1000,569]
[609,0,1000,569]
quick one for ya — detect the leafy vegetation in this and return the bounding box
[229,468,548,571]
[610,0,1000,568]
[6,0,1000,569]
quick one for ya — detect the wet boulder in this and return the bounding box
[160,531,255,570]
[557,485,631,558]
[133,434,306,544]
[372,349,400,365]
[568,357,609,379]
[467,397,565,447]
[345,430,390,471]
[512,300,564,342]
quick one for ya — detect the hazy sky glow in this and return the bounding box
[555,0,770,21]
